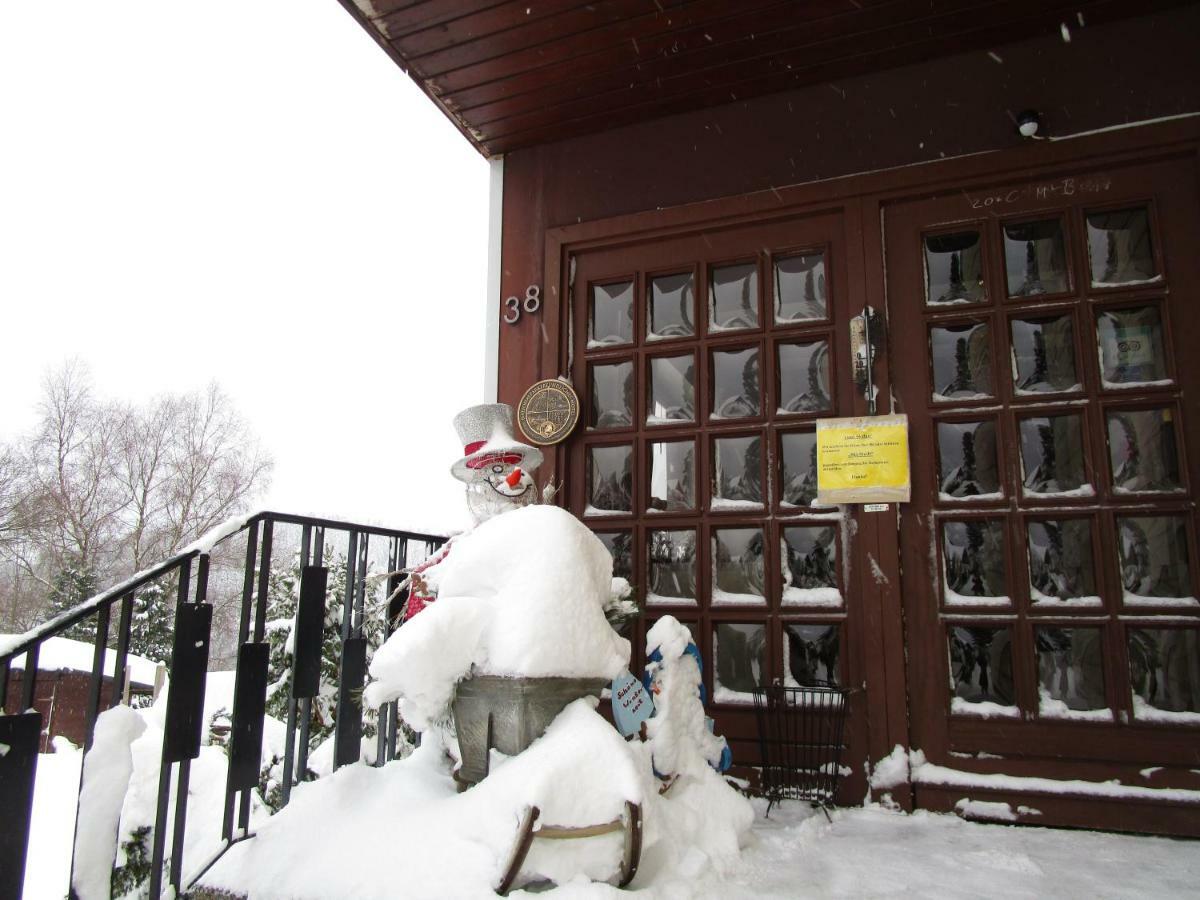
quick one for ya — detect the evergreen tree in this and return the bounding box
[256,547,397,807]
[128,582,174,664]
[46,557,98,642]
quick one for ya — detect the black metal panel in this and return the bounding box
[0,712,41,899]
[228,642,270,792]
[293,566,328,700]
[334,636,367,769]
[163,602,212,763]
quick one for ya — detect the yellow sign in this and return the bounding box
[816,415,911,505]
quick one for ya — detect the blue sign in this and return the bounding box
[611,670,654,737]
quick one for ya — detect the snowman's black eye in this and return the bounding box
[492,465,503,474]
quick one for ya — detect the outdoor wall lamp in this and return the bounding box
[1016,109,1044,140]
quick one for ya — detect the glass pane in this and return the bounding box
[937,420,1001,499]
[1011,315,1079,393]
[712,528,765,605]
[782,526,839,605]
[779,431,819,508]
[647,529,697,605]
[1087,207,1158,287]
[1117,516,1195,603]
[587,445,632,514]
[1107,408,1181,493]
[777,340,832,414]
[595,531,633,583]
[1027,519,1099,605]
[1036,627,1108,714]
[589,280,634,347]
[711,435,763,508]
[785,624,840,686]
[711,346,760,419]
[942,520,1008,604]
[588,361,633,429]
[931,321,992,400]
[1003,218,1069,296]
[949,627,1015,707]
[709,262,759,331]
[1128,629,1200,716]
[648,272,695,340]
[1097,306,1168,386]
[925,231,985,305]
[775,252,828,321]
[714,622,767,700]
[647,354,695,425]
[1019,414,1089,495]
[648,440,695,512]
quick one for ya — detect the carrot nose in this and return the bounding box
[505,468,523,488]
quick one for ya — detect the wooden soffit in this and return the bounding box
[337,0,1191,157]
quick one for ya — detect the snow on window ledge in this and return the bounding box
[1132,696,1200,725]
[1037,691,1114,722]
[951,698,1021,719]
[1123,593,1200,608]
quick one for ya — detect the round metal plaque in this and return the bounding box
[517,378,580,445]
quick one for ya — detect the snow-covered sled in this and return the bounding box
[496,800,643,894]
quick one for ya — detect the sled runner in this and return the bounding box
[496,800,643,895]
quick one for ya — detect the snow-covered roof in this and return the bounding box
[1,635,160,687]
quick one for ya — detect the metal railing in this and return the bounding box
[0,510,446,899]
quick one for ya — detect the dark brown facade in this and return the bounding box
[341,2,1200,835]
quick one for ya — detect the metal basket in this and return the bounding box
[752,681,849,815]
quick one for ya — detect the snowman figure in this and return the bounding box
[405,403,544,619]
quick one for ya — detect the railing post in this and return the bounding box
[19,643,40,712]
[109,592,134,709]
[334,532,363,769]
[83,604,111,751]
[150,557,212,899]
[282,561,327,805]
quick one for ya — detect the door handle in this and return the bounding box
[850,307,886,415]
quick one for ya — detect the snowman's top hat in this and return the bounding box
[450,403,544,483]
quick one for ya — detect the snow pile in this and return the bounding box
[365,505,630,728]
[64,670,288,899]
[73,706,146,900]
[23,737,82,900]
[868,744,911,791]
[643,617,728,776]
[202,694,756,896]
[204,699,644,895]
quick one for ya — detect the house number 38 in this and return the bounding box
[503,285,541,324]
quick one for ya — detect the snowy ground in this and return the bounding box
[25,747,1200,898]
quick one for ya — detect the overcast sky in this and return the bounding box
[0,1,490,535]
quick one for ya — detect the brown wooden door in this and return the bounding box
[564,207,877,798]
[886,155,1200,797]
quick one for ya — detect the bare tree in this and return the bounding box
[0,362,273,637]
[161,383,273,561]
[15,359,129,584]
